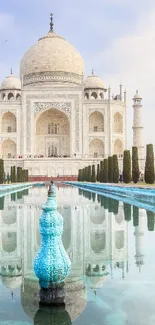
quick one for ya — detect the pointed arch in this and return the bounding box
[8,93,14,100]
[114,139,123,156]
[2,232,17,253]
[91,92,97,99]
[114,112,123,133]
[89,138,104,158]
[90,231,106,253]
[36,108,70,157]
[2,112,16,133]
[2,139,16,158]
[16,93,21,100]
[115,230,124,249]
[89,111,104,132]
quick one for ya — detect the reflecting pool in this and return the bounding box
[0,184,155,325]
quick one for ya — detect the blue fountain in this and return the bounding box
[34,182,71,305]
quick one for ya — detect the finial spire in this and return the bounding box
[92,69,94,75]
[50,13,54,32]
[10,67,12,75]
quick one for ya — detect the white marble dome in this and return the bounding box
[20,31,84,86]
[84,72,104,90]
[1,75,21,90]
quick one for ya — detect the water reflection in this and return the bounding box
[0,186,155,324]
[34,305,71,325]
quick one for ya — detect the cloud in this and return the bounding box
[91,8,155,148]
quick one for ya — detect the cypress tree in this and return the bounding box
[112,199,119,215]
[17,167,20,182]
[103,197,109,210]
[108,198,114,213]
[97,164,100,182]
[123,150,131,183]
[11,193,16,201]
[92,192,96,202]
[145,144,154,184]
[99,161,104,183]
[147,210,155,231]
[7,173,10,184]
[103,159,108,183]
[88,166,92,182]
[81,168,84,181]
[22,169,25,182]
[26,170,29,182]
[0,196,4,210]
[10,166,13,183]
[77,169,80,181]
[132,147,140,183]
[0,159,4,184]
[12,166,16,183]
[133,206,139,227]
[17,191,23,199]
[84,168,86,181]
[113,155,119,183]
[78,188,83,195]
[108,156,113,183]
[124,203,131,221]
[91,164,96,183]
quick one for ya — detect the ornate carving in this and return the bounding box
[88,107,105,115]
[26,93,80,153]
[0,109,17,117]
[88,136,104,143]
[34,102,71,117]
[23,71,82,86]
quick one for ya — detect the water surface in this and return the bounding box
[0,185,155,325]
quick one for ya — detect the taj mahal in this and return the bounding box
[0,15,144,177]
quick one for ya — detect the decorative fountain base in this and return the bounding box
[39,282,66,306]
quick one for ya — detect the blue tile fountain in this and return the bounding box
[34,182,71,305]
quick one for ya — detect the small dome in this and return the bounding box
[20,30,84,86]
[84,71,104,90]
[133,90,142,100]
[1,74,21,90]
[2,275,22,290]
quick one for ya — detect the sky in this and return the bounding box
[0,0,155,150]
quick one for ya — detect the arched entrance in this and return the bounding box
[89,111,104,133]
[2,232,17,253]
[2,139,16,158]
[36,109,70,157]
[2,112,16,133]
[89,138,104,158]
[114,113,123,133]
[114,139,123,157]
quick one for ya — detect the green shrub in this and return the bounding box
[0,159,4,184]
[97,164,100,182]
[103,159,108,183]
[132,147,139,183]
[113,155,119,183]
[124,203,131,221]
[88,166,92,182]
[133,206,139,227]
[108,156,113,183]
[147,210,155,231]
[99,161,104,183]
[145,144,154,184]
[91,164,96,183]
[123,150,131,183]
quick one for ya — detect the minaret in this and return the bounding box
[134,209,145,271]
[132,90,144,159]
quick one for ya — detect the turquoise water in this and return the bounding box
[0,184,155,325]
